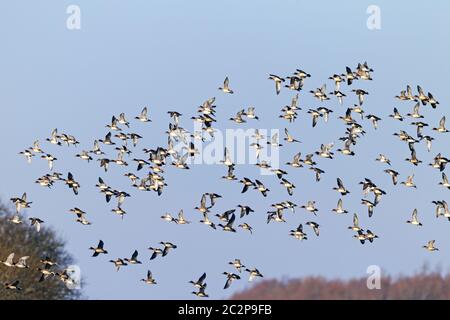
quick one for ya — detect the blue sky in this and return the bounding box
[1,1,450,299]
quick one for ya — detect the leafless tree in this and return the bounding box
[0,202,82,300]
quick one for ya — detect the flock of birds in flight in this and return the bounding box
[3,61,447,296]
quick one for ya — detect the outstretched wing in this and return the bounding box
[353,213,359,227]
[337,178,344,189]
[228,213,236,226]
[5,253,15,265]
[198,272,207,284]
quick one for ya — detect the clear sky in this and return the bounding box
[1,1,450,299]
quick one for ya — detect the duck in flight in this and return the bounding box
[384,169,399,185]
[237,205,254,218]
[29,217,44,232]
[353,230,367,244]
[239,178,255,193]
[89,240,108,257]
[316,143,334,159]
[161,242,177,257]
[348,213,363,232]
[135,107,151,122]
[361,199,376,218]
[267,132,282,148]
[352,89,369,105]
[238,223,253,234]
[117,112,130,127]
[343,66,357,85]
[286,152,303,168]
[229,109,247,124]
[219,77,234,94]
[423,240,439,252]
[306,221,320,236]
[125,250,142,265]
[109,258,128,271]
[10,193,32,213]
[141,270,157,285]
[293,69,311,80]
[389,107,403,121]
[174,209,191,225]
[89,140,105,155]
[433,200,450,219]
[337,139,355,156]
[333,178,350,196]
[280,178,295,195]
[190,272,207,289]
[427,92,439,109]
[307,109,322,127]
[439,173,450,189]
[1,253,17,267]
[285,76,302,91]
[268,74,285,95]
[332,198,348,214]
[15,256,30,269]
[99,132,115,145]
[310,167,324,182]
[41,153,57,170]
[221,147,234,167]
[245,268,263,282]
[290,224,307,240]
[365,230,379,243]
[30,140,44,153]
[366,114,381,130]
[229,259,245,273]
[310,84,329,102]
[4,280,21,291]
[65,172,80,195]
[46,128,61,146]
[75,211,91,225]
[37,264,56,282]
[195,194,211,214]
[267,208,286,224]
[406,209,422,226]
[75,150,93,162]
[161,212,175,223]
[300,201,318,215]
[19,149,34,164]
[283,128,301,143]
[376,154,391,166]
[218,213,236,232]
[433,116,449,133]
[415,85,429,105]
[405,150,422,166]
[401,174,417,188]
[149,246,163,260]
[192,283,209,298]
[223,272,241,289]
[254,179,270,197]
[200,212,216,230]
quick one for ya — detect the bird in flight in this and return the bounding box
[219,77,234,94]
